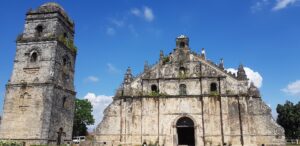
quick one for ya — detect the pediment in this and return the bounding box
[138,51,237,81]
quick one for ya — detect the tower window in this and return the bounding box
[62,55,70,67]
[63,58,67,66]
[30,52,38,62]
[63,32,68,39]
[179,84,187,95]
[62,97,67,108]
[35,25,43,37]
[210,82,218,92]
[180,42,185,48]
[151,84,158,93]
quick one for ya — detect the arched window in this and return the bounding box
[179,84,187,95]
[179,42,185,48]
[179,67,186,75]
[63,32,68,39]
[210,82,218,92]
[63,58,67,66]
[62,97,67,108]
[151,84,158,93]
[30,52,38,62]
[62,55,70,67]
[35,25,43,37]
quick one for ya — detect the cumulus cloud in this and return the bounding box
[84,76,99,83]
[272,0,297,11]
[83,93,113,131]
[282,80,300,97]
[226,67,263,88]
[131,6,154,22]
[144,7,154,22]
[107,63,120,74]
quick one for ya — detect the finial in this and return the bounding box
[219,58,224,69]
[160,50,164,60]
[201,48,206,60]
[237,64,247,80]
[124,67,133,84]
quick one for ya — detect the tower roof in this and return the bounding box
[177,34,188,39]
[37,2,66,14]
[27,2,74,27]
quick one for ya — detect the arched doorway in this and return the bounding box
[176,117,195,146]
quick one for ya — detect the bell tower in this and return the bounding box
[0,3,77,145]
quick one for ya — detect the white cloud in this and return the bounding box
[107,63,120,74]
[226,67,263,88]
[144,7,154,22]
[131,6,154,22]
[282,80,300,97]
[84,76,99,83]
[83,93,113,131]
[272,0,297,11]
[251,0,270,13]
[106,27,116,36]
[131,8,141,17]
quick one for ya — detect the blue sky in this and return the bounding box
[0,0,300,129]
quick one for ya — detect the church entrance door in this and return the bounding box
[176,117,195,146]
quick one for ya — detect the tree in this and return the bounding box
[276,100,300,139]
[73,98,95,136]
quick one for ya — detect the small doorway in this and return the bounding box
[176,117,195,146]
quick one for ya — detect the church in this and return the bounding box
[0,2,286,146]
[95,35,285,146]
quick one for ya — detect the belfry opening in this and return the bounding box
[176,117,195,146]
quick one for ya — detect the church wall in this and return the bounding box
[97,95,285,146]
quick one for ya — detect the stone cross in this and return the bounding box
[57,128,66,145]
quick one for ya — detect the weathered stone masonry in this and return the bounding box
[0,3,77,145]
[96,35,285,146]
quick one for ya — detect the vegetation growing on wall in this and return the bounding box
[58,35,77,53]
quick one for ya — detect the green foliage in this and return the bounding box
[0,141,21,146]
[58,35,77,53]
[149,91,160,96]
[178,72,187,79]
[73,98,95,137]
[276,100,300,139]
[162,56,170,65]
[210,91,219,97]
[148,91,168,97]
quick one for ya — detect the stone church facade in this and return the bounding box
[0,3,77,145]
[96,35,285,146]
